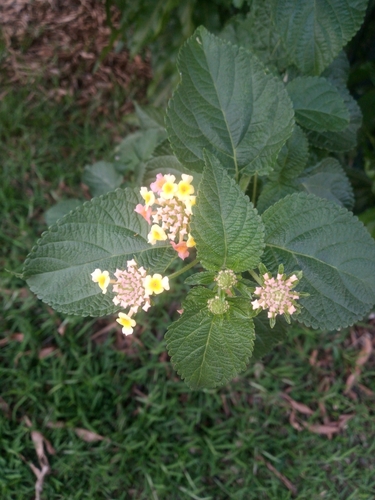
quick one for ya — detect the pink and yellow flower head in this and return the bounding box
[251,265,301,328]
[91,260,170,336]
[135,173,197,260]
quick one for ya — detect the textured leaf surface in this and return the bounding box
[306,86,362,152]
[220,2,289,73]
[165,287,255,389]
[23,189,176,317]
[262,193,375,330]
[134,102,165,130]
[298,158,354,209]
[113,129,164,174]
[185,271,216,286]
[166,26,294,177]
[269,125,309,182]
[257,182,299,214]
[82,162,123,197]
[287,77,349,132]
[272,0,368,75]
[191,152,265,272]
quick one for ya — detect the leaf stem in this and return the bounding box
[168,258,200,280]
[239,174,251,193]
[252,173,258,207]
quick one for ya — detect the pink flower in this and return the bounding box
[135,204,152,224]
[170,240,190,260]
[150,173,166,193]
[251,269,301,327]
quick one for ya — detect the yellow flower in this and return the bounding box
[176,174,194,201]
[148,224,167,245]
[116,312,136,335]
[140,187,155,208]
[184,196,196,215]
[160,174,178,200]
[143,274,170,295]
[91,268,110,294]
[186,234,196,247]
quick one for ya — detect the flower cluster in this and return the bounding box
[91,261,169,336]
[215,269,237,290]
[135,173,196,260]
[251,266,301,328]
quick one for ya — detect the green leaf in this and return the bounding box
[44,199,83,227]
[252,312,288,359]
[287,77,350,132]
[262,193,375,330]
[220,2,289,73]
[185,271,216,286]
[165,287,255,389]
[298,158,354,209]
[269,125,309,182]
[321,51,350,87]
[82,162,123,197]
[166,26,295,177]
[23,188,176,317]
[134,102,165,130]
[257,181,300,214]
[113,129,165,174]
[306,87,362,152]
[191,151,265,272]
[258,157,354,213]
[272,0,368,75]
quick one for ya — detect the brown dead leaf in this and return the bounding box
[0,333,24,346]
[256,454,297,496]
[309,349,318,366]
[303,423,341,435]
[46,421,66,429]
[22,416,56,500]
[281,393,314,415]
[358,384,375,396]
[345,334,373,394]
[303,414,354,435]
[0,396,10,418]
[74,428,107,443]
[38,346,60,359]
[356,334,373,367]
[289,410,303,431]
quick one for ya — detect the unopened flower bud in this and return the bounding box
[207,295,230,315]
[215,269,237,290]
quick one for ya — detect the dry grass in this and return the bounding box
[0,0,152,113]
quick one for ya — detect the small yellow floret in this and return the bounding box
[91,268,110,294]
[116,312,136,335]
[186,234,196,247]
[148,224,168,245]
[160,176,178,200]
[176,175,194,200]
[143,274,170,295]
[140,187,155,208]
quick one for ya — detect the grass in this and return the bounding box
[1,86,375,499]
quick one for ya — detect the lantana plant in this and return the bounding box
[23,0,375,389]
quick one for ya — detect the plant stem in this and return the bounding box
[249,269,262,285]
[252,173,258,207]
[168,258,200,280]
